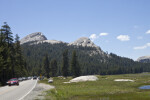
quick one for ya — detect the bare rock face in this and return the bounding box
[20,32,65,45]
[20,32,47,44]
[137,56,150,63]
[68,37,97,47]
[68,37,107,56]
[64,75,98,83]
[36,40,64,44]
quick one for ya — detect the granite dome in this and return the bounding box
[20,32,47,44]
[68,37,97,47]
[137,56,150,63]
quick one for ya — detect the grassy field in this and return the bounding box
[40,73,150,100]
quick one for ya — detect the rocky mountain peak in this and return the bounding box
[20,32,47,44]
[68,37,107,57]
[137,56,150,63]
[68,37,97,47]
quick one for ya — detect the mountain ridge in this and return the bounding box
[20,32,106,56]
[20,32,97,47]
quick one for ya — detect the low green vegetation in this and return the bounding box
[40,73,150,100]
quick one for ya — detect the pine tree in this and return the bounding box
[71,50,81,77]
[62,49,69,77]
[14,34,27,77]
[50,59,58,77]
[42,54,50,78]
[0,22,14,79]
[1,22,13,46]
[0,47,5,84]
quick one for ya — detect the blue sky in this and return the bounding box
[0,0,150,60]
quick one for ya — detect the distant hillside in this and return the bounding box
[22,42,109,75]
[21,32,150,76]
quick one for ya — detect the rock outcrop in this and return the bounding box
[68,37,97,47]
[137,56,150,63]
[36,40,64,44]
[20,32,47,44]
[20,32,64,45]
[64,75,98,83]
[68,37,106,56]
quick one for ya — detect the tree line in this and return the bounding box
[41,49,81,78]
[0,22,27,85]
[22,41,150,76]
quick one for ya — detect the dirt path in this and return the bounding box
[23,82,55,100]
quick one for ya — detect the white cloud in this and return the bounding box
[133,46,147,50]
[89,34,98,41]
[146,30,150,34]
[117,35,130,41]
[89,32,109,41]
[99,33,108,36]
[147,43,150,46]
[133,42,150,50]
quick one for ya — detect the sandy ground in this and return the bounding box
[23,82,55,100]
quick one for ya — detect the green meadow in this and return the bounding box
[40,73,150,100]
